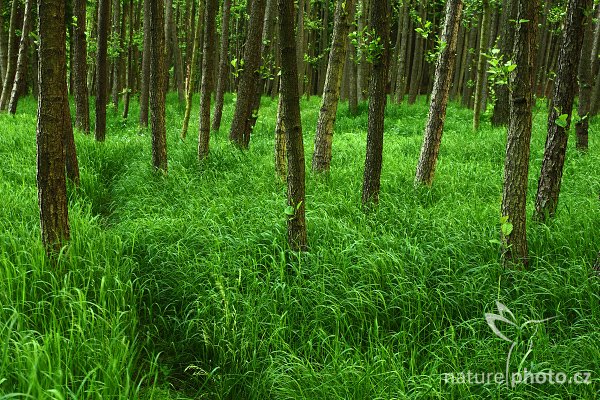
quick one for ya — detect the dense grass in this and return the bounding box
[1,93,598,399]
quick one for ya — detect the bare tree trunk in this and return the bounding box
[37,0,71,255]
[361,0,390,207]
[197,0,217,159]
[180,0,203,140]
[576,6,594,151]
[473,0,490,131]
[0,0,7,83]
[415,0,464,186]
[0,0,21,110]
[408,2,425,105]
[71,0,90,132]
[95,0,110,141]
[7,0,32,115]
[491,0,515,126]
[122,0,134,119]
[228,0,267,148]
[501,0,538,268]
[150,0,168,171]
[296,0,306,97]
[311,0,357,173]
[347,23,358,115]
[394,0,410,103]
[278,0,308,251]
[111,0,121,111]
[460,24,477,107]
[534,0,591,221]
[139,0,151,127]
[212,0,232,131]
[274,93,286,181]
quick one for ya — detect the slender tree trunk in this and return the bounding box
[274,93,286,181]
[180,0,203,140]
[415,0,464,186]
[408,2,425,105]
[228,0,267,148]
[0,0,7,83]
[150,0,167,171]
[7,0,32,115]
[278,0,308,251]
[0,0,21,110]
[394,0,410,103]
[501,0,538,268]
[71,0,90,132]
[312,0,357,173]
[473,0,490,131]
[37,0,70,255]
[212,0,231,131]
[95,0,110,141]
[576,6,594,151]
[296,0,306,97]
[139,0,151,127]
[348,22,358,115]
[111,0,121,111]
[534,0,591,221]
[197,0,217,159]
[123,0,134,119]
[361,0,390,207]
[491,0,515,126]
[461,24,477,107]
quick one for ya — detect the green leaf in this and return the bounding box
[284,206,295,216]
[555,114,568,128]
[501,222,514,237]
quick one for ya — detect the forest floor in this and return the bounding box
[1,94,599,399]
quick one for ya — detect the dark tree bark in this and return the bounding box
[394,0,410,103]
[408,2,425,105]
[180,0,203,140]
[64,95,80,186]
[296,0,306,96]
[472,0,490,131]
[0,0,21,110]
[71,0,90,132]
[361,0,390,207]
[414,0,464,186]
[0,0,7,82]
[576,5,594,151]
[460,23,477,107]
[491,0,516,126]
[197,0,217,159]
[311,0,357,173]
[7,0,32,115]
[534,0,591,221]
[37,0,70,255]
[501,0,538,268]
[228,0,267,148]
[347,22,358,115]
[139,0,151,127]
[95,0,110,141]
[278,0,308,251]
[274,93,286,181]
[149,0,168,171]
[111,0,121,111]
[122,0,134,119]
[212,0,232,131]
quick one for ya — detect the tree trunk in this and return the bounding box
[71,0,90,132]
[228,0,267,148]
[0,0,21,110]
[0,0,7,82]
[274,93,286,181]
[415,0,464,186]
[534,0,591,221]
[460,23,477,107]
[361,0,390,207]
[311,0,357,173]
[576,6,594,151]
[95,0,110,141]
[7,0,32,115]
[491,0,515,126]
[278,0,308,251]
[37,0,71,255]
[111,0,121,111]
[139,0,151,127]
[180,0,203,140]
[501,0,538,268]
[197,0,217,159]
[166,0,185,103]
[212,0,231,131]
[408,2,425,105]
[122,0,134,119]
[472,0,490,131]
[296,0,306,97]
[150,0,167,171]
[347,22,358,115]
[394,0,410,103]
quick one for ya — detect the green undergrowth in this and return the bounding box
[0,93,598,399]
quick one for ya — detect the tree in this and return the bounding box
[575,4,594,151]
[212,0,232,131]
[7,0,33,115]
[228,0,267,148]
[122,0,134,119]
[71,0,90,132]
[415,0,464,186]
[110,0,122,111]
[37,0,70,255]
[361,0,390,207]
[394,0,410,104]
[491,0,516,127]
[472,0,490,131]
[197,0,217,159]
[278,0,308,250]
[149,0,167,171]
[139,0,151,127]
[311,0,357,174]
[95,0,110,141]
[0,0,21,110]
[181,0,203,140]
[534,0,591,221]
[501,0,538,268]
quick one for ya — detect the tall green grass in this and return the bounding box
[0,93,598,399]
